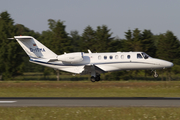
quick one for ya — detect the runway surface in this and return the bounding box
[0,97,180,107]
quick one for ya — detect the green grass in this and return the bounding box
[13,72,90,81]
[0,81,179,97]
[0,107,180,120]
[0,81,180,120]
[13,71,180,81]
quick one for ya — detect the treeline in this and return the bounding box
[0,11,180,80]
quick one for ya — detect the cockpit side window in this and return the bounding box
[141,53,149,59]
[137,54,143,59]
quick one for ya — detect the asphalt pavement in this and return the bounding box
[0,97,180,107]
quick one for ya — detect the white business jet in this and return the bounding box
[14,36,173,82]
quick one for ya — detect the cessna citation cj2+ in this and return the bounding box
[14,36,173,82]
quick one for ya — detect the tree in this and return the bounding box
[0,11,23,79]
[69,30,81,52]
[95,25,114,52]
[80,26,96,52]
[124,29,156,56]
[81,25,114,52]
[141,29,156,57]
[125,29,143,51]
[156,31,180,64]
[48,19,71,54]
[15,24,40,38]
[39,30,53,51]
[108,38,127,52]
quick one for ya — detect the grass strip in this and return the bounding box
[0,107,180,120]
[0,81,179,97]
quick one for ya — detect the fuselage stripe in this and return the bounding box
[29,59,156,67]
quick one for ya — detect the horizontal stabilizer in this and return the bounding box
[30,58,58,63]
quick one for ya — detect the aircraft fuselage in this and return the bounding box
[30,52,173,74]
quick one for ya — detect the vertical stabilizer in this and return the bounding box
[15,36,57,58]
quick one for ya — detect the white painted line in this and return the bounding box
[0,101,16,103]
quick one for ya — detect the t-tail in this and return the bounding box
[15,36,57,60]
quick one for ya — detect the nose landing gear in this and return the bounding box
[152,70,159,78]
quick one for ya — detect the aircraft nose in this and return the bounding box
[162,61,174,68]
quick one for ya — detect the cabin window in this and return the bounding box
[110,56,113,59]
[121,55,124,59]
[98,55,101,60]
[127,55,131,59]
[104,56,107,60]
[137,54,143,59]
[115,55,118,59]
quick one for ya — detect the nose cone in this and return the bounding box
[151,58,174,69]
[161,60,174,68]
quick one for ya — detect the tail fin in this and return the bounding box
[15,36,57,59]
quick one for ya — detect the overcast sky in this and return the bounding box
[0,0,180,39]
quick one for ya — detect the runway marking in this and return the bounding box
[0,98,180,107]
[0,101,16,103]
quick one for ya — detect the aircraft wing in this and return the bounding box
[30,58,105,75]
[81,64,106,75]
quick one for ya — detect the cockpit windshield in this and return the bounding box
[141,52,149,59]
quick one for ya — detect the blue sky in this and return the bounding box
[1,0,180,39]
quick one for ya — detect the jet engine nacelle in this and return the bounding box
[57,52,83,63]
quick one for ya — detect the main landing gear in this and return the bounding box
[90,65,101,82]
[90,74,100,82]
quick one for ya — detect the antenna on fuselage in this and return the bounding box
[88,49,92,53]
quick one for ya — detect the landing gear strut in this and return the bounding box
[152,70,159,78]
